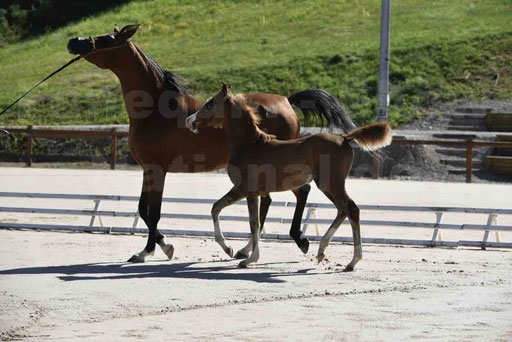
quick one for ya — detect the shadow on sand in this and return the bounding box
[0,260,321,284]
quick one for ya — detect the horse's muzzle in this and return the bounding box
[67,37,93,55]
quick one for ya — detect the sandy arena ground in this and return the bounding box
[0,168,511,341]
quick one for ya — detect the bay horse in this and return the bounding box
[186,84,392,271]
[66,25,358,263]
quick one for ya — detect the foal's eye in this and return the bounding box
[205,101,213,110]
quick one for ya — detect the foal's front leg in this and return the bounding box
[238,196,260,268]
[211,187,245,257]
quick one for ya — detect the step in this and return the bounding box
[447,167,485,175]
[432,133,478,139]
[454,107,492,114]
[448,113,486,124]
[435,147,476,156]
[447,125,487,131]
[449,113,487,120]
[440,157,483,167]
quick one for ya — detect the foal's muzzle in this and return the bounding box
[67,37,93,55]
[185,114,198,134]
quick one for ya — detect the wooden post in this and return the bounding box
[25,125,33,167]
[372,158,380,179]
[466,138,473,183]
[110,128,117,170]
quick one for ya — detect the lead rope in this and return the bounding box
[0,55,83,140]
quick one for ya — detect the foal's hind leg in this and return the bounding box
[235,194,271,259]
[315,180,363,271]
[238,196,261,268]
[211,187,246,257]
[344,199,362,271]
[317,210,346,264]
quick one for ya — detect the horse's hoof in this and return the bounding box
[316,253,325,264]
[299,238,310,254]
[234,251,249,259]
[127,254,145,263]
[162,244,174,260]
[238,261,249,268]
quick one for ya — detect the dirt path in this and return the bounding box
[1,230,511,341]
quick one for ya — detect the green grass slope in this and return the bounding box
[0,0,511,127]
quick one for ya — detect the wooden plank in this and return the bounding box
[487,156,512,176]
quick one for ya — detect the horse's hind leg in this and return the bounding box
[212,187,246,257]
[235,194,271,259]
[238,196,261,268]
[290,184,311,253]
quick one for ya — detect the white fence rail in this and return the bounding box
[0,192,511,249]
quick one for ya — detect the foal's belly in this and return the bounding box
[228,162,314,195]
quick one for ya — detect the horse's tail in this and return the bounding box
[342,122,392,152]
[287,89,357,133]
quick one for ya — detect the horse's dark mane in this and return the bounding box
[138,47,189,94]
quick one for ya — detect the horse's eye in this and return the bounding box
[205,101,213,110]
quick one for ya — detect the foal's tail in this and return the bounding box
[342,122,392,152]
[288,89,357,133]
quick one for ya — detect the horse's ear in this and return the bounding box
[221,83,232,97]
[117,24,140,41]
[114,24,120,33]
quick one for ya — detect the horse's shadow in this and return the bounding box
[0,260,319,283]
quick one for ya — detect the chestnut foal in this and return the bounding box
[186,84,392,271]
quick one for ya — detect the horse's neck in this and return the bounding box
[226,107,262,157]
[111,43,163,96]
[111,43,193,128]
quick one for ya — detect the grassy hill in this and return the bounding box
[0,0,511,127]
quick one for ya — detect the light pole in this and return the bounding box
[374,0,391,179]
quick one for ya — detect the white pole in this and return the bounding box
[377,0,391,123]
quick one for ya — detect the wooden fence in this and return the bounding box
[4,126,512,183]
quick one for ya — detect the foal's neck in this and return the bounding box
[226,102,269,157]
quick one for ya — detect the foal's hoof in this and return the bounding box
[316,253,325,264]
[161,244,174,260]
[298,238,310,254]
[234,251,249,259]
[127,254,145,263]
[223,246,234,258]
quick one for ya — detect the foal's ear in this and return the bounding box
[221,83,232,97]
[114,24,120,33]
[117,24,140,41]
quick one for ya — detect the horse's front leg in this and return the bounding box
[238,196,260,268]
[211,187,246,257]
[128,167,169,263]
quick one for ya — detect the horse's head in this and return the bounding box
[186,83,233,133]
[67,24,139,69]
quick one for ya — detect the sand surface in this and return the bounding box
[1,168,511,341]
